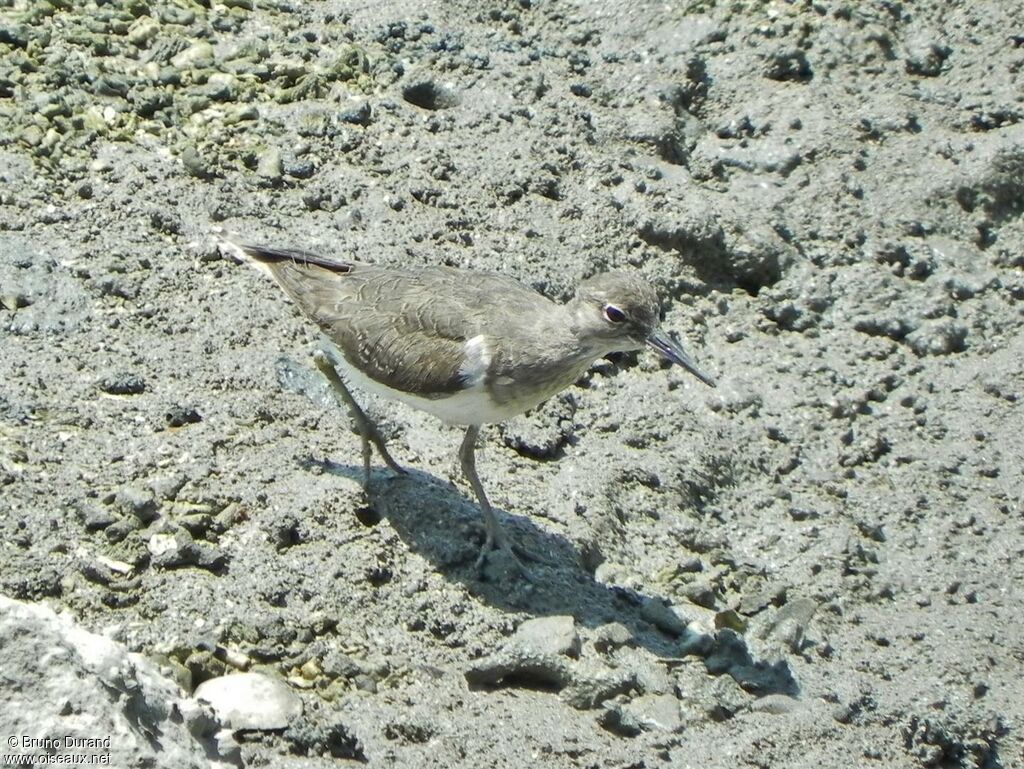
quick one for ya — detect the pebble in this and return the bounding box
[193,672,302,730]
[604,693,682,735]
[905,34,951,77]
[748,694,801,715]
[127,17,159,47]
[181,146,213,179]
[104,517,141,544]
[171,41,214,69]
[98,372,146,395]
[560,660,636,710]
[0,23,29,48]
[1,293,30,311]
[114,486,159,523]
[464,647,571,690]
[906,319,967,356]
[75,503,118,531]
[166,405,202,427]
[148,529,227,571]
[593,622,633,652]
[764,48,812,82]
[764,597,818,652]
[257,147,283,183]
[639,597,688,636]
[338,101,371,125]
[511,616,580,658]
[682,581,717,609]
[148,472,187,502]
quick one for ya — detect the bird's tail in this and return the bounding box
[215,231,354,277]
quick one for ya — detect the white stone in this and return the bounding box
[513,615,580,658]
[193,673,302,730]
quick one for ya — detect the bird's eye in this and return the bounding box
[603,305,627,323]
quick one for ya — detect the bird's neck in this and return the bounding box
[566,300,611,359]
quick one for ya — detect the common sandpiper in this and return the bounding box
[221,238,717,574]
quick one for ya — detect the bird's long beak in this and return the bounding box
[646,329,717,388]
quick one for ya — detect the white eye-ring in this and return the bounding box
[603,305,627,323]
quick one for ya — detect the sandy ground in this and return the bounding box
[1,0,1022,766]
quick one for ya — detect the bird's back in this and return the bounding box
[233,244,562,401]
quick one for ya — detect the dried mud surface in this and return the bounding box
[1,0,1022,766]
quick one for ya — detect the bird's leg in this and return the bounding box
[458,425,501,553]
[313,351,405,488]
[458,425,538,578]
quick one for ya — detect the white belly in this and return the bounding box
[323,346,515,426]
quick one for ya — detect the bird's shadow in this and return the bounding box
[299,455,798,700]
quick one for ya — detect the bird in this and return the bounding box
[220,236,717,574]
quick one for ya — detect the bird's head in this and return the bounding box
[573,272,717,388]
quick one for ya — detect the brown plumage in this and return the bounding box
[223,237,716,575]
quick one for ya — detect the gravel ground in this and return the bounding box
[1,0,1022,766]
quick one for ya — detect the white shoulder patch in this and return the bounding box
[459,334,491,387]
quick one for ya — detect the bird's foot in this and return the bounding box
[475,540,534,582]
[474,528,554,582]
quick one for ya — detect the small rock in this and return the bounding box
[906,320,967,356]
[181,146,213,179]
[832,702,855,723]
[104,517,141,543]
[764,49,812,82]
[739,580,785,615]
[705,629,797,694]
[905,34,951,77]
[749,694,801,715]
[682,581,717,609]
[593,622,633,652]
[0,23,30,48]
[560,660,636,710]
[714,609,747,633]
[464,647,571,690]
[321,649,362,680]
[160,5,195,25]
[763,597,818,652]
[166,406,202,428]
[677,630,715,657]
[80,560,118,586]
[212,729,241,764]
[75,503,118,531]
[179,698,219,739]
[149,209,183,235]
[99,372,146,395]
[171,41,214,69]
[193,672,302,730]
[511,616,580,658]
[114,486,159,523]
[401,79,459,110]
[338,101,371,125]
[95,555,133,575]
[602,693,682,736]
[283,720,364,761]
[1,293,30,311]
[127,17,160,47]
[677,557,703,573]
[257,147,283,183]
[148,529,227,572]
[284,158,315,179]
[149,472,187,502]
[593,561,642,588]
[640,597,687,636]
